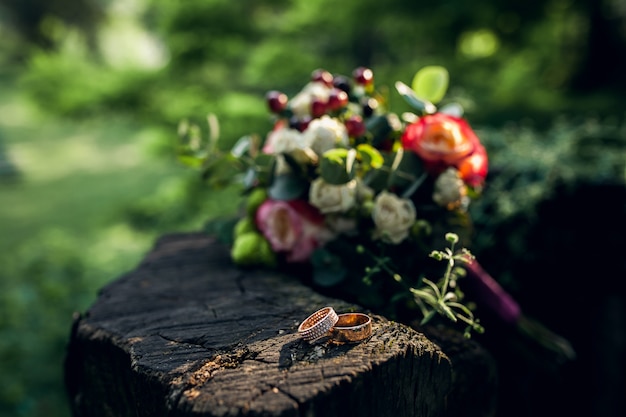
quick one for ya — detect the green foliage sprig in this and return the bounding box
[361,232,483,338]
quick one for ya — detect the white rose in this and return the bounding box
[372,191,416,244]
[303,115,349,156]
[309,178,357,214]
[289,82,332,117]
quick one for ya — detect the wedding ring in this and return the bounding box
[329,313,372,344]
[297,307,339,342]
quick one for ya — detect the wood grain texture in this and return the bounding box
[65,233,492,417]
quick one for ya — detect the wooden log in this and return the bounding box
[65,232,495,417]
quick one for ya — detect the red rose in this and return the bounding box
[401,113,488,187]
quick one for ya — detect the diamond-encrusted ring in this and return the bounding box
[297,307,339,342]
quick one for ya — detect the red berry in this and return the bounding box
[265,90,288,113]
[298,116,312,132]
[311,68,333,86]
[289,115,312,132]
[327,88,349,111]
[352,67,374,86]
[345,115,366,137]
[361,97,378,117]
[310,97,327,118]
[332,75,352,92]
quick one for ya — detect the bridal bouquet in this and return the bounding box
[177,65,576,349]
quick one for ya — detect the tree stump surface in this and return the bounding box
[65,232,496,417]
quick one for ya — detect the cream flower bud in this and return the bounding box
[432,167,468,210]
[303,115,349,156]
[309,178,357,214]
[289,82,332,117]
[263,127,306,154]
[372,191,417,244]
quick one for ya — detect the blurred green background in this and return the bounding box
[0,0,624,417]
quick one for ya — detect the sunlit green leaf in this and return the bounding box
[411,66,449,104]
[395,81,437,114]
[357,144,384,170]
[177,154,205,168]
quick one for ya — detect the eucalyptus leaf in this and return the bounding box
[395,81,437,115]
[267,173,308,200]
[365,115,393,146]
[231,135,252,158]
[253,153,276,186]
[201,155,241,188]
[411,66,449,104]
[439,102,464,118]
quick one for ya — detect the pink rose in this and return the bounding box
[401,113,488,187]
[255,199,328,263]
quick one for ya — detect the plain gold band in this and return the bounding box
[329,313,372,343]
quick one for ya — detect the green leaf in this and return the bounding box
[421,277,442,298]
[411,66,449,104]
[267,173,307,200]
[177,153,206,168]
[410,288,438,305]
[250,153,276,186]
[357,144,384,170]
[204,216,239,244]
[361,151,397,192]
[388,148,426,193]
[420,309,438,325]
[320,148,355,185]
[365,115,393,147]
[395,81,437,114]
[438,302,458,322]
[311,249,348,286]
[439,102,464,118]
[201,154,241,188]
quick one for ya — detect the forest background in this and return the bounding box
[0,0,624,417]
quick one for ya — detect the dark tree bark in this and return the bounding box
[65,232,496,417]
